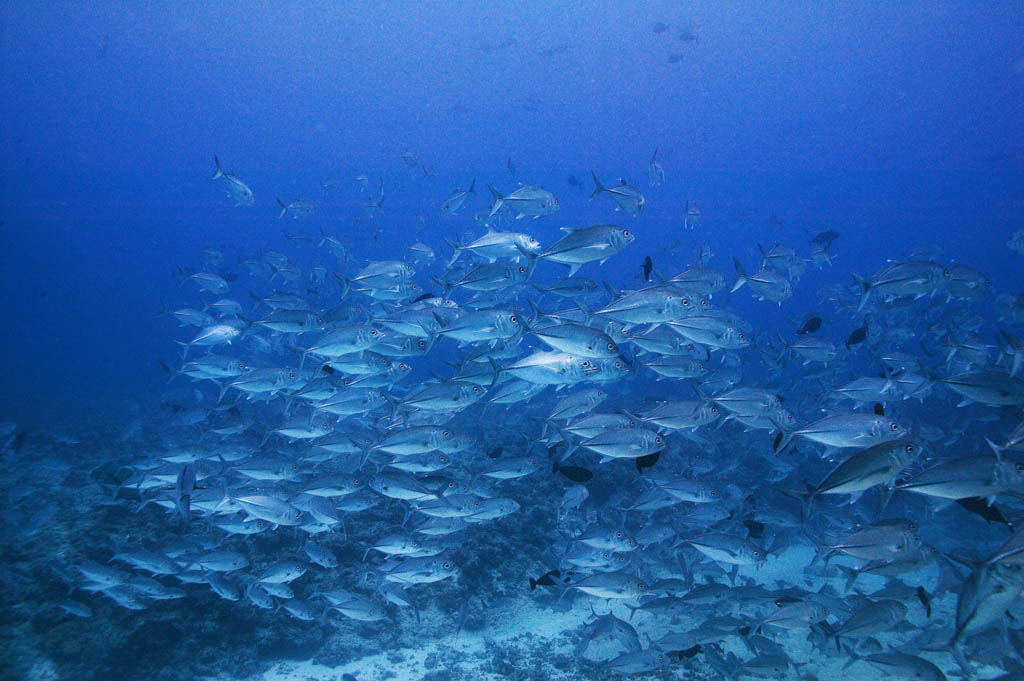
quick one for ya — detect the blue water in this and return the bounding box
[2,3,1023,681]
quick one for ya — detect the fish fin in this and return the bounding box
[213,155,224,179]
[589,172,605,200]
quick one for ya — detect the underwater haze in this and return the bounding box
[2,2,1024,680]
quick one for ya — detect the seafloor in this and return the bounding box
[2,420,989,681]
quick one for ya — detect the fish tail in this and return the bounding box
[468,178,476,194]
[589,172,605,200]
[213,155,224,179]
[444,238,463,267]
[730,258,747,292]
[277,198,287,219]
[852,273,871,311]
[487,185,504,216]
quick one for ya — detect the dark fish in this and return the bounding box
[669,645,702,660]
[487,447,503,459]
[175,464,196,528]
[744,518,765,540]
[955,497,1013,527]
[321,364,336,375]
[797,317,822,335]
[342,675,359,681]
[158,358,172,374]
[667,53,684,64]
[873,403,885,416]
[567,175,580,187]
[542,45,569,57]
[529,568,568,590]
[552,462,594,483]
[636,451,661,473]
[652,22,670,33]
[846,326,867,348]
[678,29,698,43]
[812,230,840,245]
[642,256,653,282]
[916,585,932,618]
[507,157,517,176]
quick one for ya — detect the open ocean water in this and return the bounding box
[2,3,1024,680]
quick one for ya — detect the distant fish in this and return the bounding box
[797,317,822,335]
[542,45,569,57]
[649,148,664,187]
[652,22,670,33]
[846,326,867,348]
[212,156,254,207]
[643,256,654,282]
[507,157,517,176]
[552,461,593,483]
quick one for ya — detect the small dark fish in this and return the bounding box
[636,451,661,473]
[412,293,436,303]
[552,462,594,483]
[158,358,172,374]
[669,645,702,660]
[955,497,1013,527]
[652,22,670,33]
[529,569,568,590]
[846,326,867,348]
[678,29,698,43]
[812,230,840,246]
[567,175,580,187]
[321,364,336,375]
[487,447,503,460]
[796,317,822,335]
[743,518,765,540]
[507,157,517,176]
[342,675,359,681]
[873,403,885,416]
[643,256,653,282]
[175,464,196,528]
[916,586,932,618]
[667,53,684,64]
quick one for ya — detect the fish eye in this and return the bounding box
[711,489,719,497]
[447,481,456,488]
[699,364,705,370]
[905,444,915,453]
[510,315,517,322]
[615,362,622,368]
[442,430,450,437]
[443,562,451,569]
[519,266,525,273]
[753,550,761,557]
[616,531,623,537]
[401,363,410,370]
[891,423,900,430]
[608,343,615,350]
[582,360,590,367]
[473,386,481,393]
[1017,463,1024,473]
[682,298,690,306]
[624,230,631,238]
[439,455,447,462]
[289,372,296,378]
[637,581,646,589]
[370,329,378,336]
[701,299,709,307]
[738,334,745,340]
[418,340,426,348]
[655,436,663,443]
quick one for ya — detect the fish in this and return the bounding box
[212,156,255,206]
[648,149,664,187]
[487,184,559,219]
[440,179,476,215]
[590,173,645,215]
